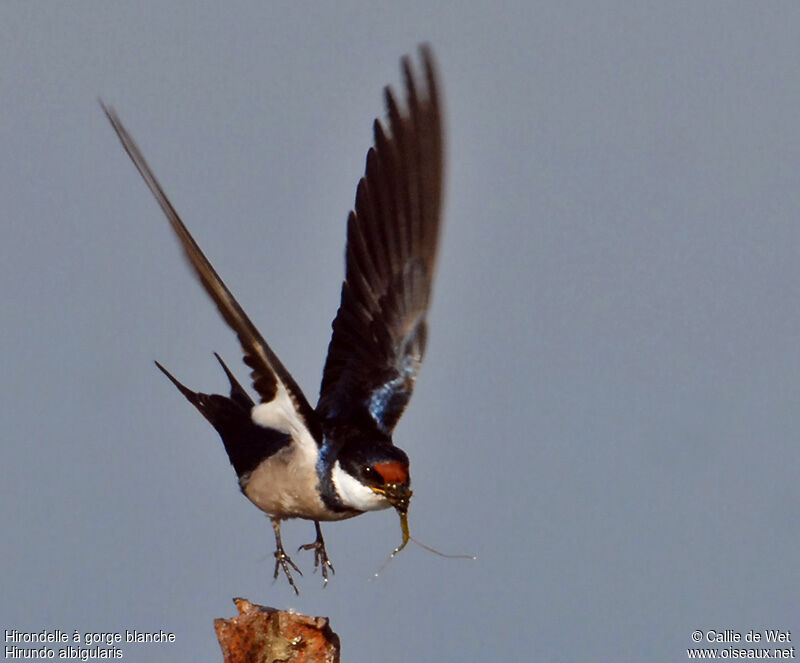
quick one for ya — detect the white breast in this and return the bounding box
[245,381,356,520]
[241,446,356,522]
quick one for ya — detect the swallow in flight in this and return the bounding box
[102,45,443,593]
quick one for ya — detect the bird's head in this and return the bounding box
[331,440,411,514]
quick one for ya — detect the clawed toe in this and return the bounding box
[299,522,335,585]
[269,519,336,592]
[270,517,302,594]
[273,548,302,594]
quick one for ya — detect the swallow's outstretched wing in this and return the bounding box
[316,46,444,435]
[102,103,322,444]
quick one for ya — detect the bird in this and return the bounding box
[102,45,444,594]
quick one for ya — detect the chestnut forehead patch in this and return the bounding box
[373,461,409,484]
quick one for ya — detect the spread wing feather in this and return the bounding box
[316,46,444,434]
[102,103,321,442]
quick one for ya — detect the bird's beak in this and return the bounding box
[382,482,412,514]
[372,482,413,555]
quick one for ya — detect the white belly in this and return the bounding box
[242,446,356,521]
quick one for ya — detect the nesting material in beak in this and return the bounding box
[371,482,413,557]
[387,484,412,556]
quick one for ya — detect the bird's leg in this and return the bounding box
[270,517,302,594]
[298,520,335,584]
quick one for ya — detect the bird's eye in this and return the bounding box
[363,466,383,484]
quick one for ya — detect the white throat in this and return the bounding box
[331,461,392,512]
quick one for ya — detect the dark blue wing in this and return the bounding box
[316,46,444,435]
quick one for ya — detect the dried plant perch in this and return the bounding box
[215,598,340,663]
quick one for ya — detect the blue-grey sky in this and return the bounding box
[2,3,799,662]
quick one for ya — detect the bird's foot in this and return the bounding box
[299,522,335,585]
[273,545,302,595]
